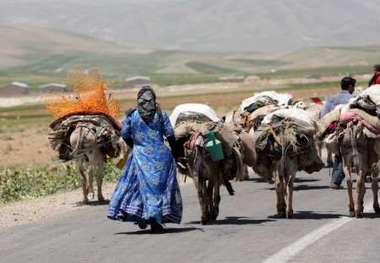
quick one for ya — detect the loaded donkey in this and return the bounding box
[175,120,254,224]
[319,87,380,217]
[49,113,127,203]
[253,108,324,218]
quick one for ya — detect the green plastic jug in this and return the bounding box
[205,131,224,161]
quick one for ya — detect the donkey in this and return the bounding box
[338,122,380,217]
[176,121,247,224]
[69,122,107,203]
[253,119,323,218]
[272,132,300,219]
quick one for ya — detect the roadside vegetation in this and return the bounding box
[0,162,120,204]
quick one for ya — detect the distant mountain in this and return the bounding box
[1,0,380,52]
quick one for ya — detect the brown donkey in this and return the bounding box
[338,122,380,218]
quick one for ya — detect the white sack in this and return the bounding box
[262,108,315,126]
[240,91,293,111]
[360,84,380,105]
[169,103,219,126]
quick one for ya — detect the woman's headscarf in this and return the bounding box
[137,85,158,122]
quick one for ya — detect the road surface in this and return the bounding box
[1,168,380,263]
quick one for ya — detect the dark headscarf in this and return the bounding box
[137,85,158,122]
[341,76,356,89]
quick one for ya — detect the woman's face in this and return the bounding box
[137,90,155,112]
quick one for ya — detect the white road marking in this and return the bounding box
[263,202,372,263]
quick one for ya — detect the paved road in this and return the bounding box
[1,169,380,263]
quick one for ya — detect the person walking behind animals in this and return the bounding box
[368,64,380,87]
[107,86,183,233]
[321,76,356,189]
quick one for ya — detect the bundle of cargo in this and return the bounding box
[239,91,293,131]
[240,91,293,112]
[253,107,323,177]
[318,85,380,147]
[169,103,219,127]
[49,112,123,161]
[241,104,279,131]
[46,70,124,162]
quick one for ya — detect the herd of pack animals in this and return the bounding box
[51,87,380,225]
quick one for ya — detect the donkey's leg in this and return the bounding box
[286,176,295,219]
[78,162,89,204]
[95,170,105,202]
[275,172,286,218]
[372,175,380,213]
[194,176,209,225]
[206,180,214,222]
[88,168,94,200]
[328,152,333,166]
[356,169,366,218]
[241,164,249,181]
[342,160,354,217]
[356,147,369,218]
[372,141,380,213]
[211,183,221,221]
[94,151,105,202]
[286,158,298,219]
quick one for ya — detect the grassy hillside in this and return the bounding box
[0,26,379,89]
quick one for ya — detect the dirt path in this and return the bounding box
[0,183,116,230]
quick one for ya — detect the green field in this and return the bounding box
[0,26,379,90]
[257,65,372,79]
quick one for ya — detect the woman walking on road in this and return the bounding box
[107,86,182,233]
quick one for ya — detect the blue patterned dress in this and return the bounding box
[107,110,183,224]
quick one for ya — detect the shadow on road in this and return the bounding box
[293,185,330,191]
[247,177,269,183]
[247,177,320,184]
[75,199,110,207]
[294,211,343,219]
[115,227,203,235]
[266,185,330,191]
[294,178,321,183]
[188,216,275,225]
[363,212,380,218]
[269,211,343,220]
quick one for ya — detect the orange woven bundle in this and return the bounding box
[46,69,120,120]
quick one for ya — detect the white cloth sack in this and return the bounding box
[240,91,293,111]
[359,85,380,105]
[169,103,219,126]
[262,107,315,126]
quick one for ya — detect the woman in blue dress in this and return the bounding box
[108,86,182,233]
